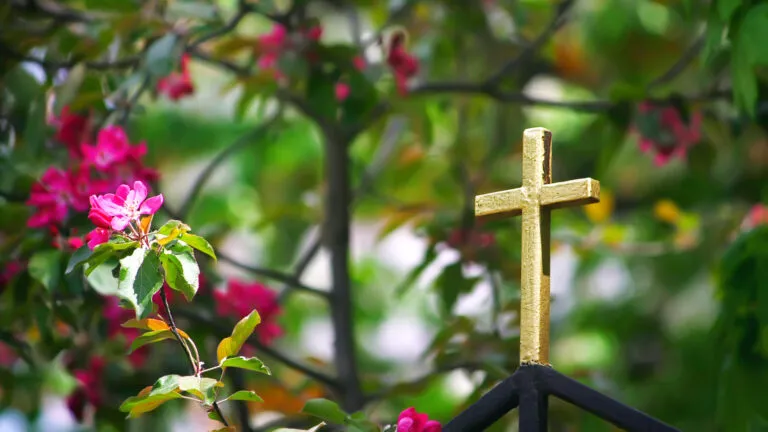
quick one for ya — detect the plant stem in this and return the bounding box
[160,286,230,427]
[323,132,364,411]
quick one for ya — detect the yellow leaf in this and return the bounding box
[139,214,153,234]
[157,228,182,246]
[654,199,681,224]
[584,189,614,224]
[123,318,170,332]
[217,337,236,363]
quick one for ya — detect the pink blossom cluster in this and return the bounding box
[256,24,322,82]
[213,279,283,345]
[26,109,158,248]
[741,204,768,231]
[255,23,361,102]
[386,32,420,95]
[157,54,195,101]
[633,102,702,166]
[396,407,441,432]
[66,356,106,422]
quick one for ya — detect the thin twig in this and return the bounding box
[646,34,706,91]
[486,0,574,86]
[161,286,230,427]
[190,6,252,48]
[118,74,151,125]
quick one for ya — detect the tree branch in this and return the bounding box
[646,34,706,91]
[323,131,364,411]
[216,250,329,300]
[364,362,490,403]
[178,112,282,218]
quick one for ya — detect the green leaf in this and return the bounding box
[717,0,741,22]
[120,385,183,418]
[83,241,139,276]
[160,247,200,301]
[150,375,181,395]
[178,376,221,404]
[85,260,120,296]
[301,398,347,425]
[179,233,217,260]
[731,43,758,117]
[145,33,180,78]
[223,390,263,403]
[118,248,164,319]
[128,329,177,353]
[158,219,190,235]
[28,250,62,292]
[219,356,271,375]
[737,4,768,65]
[53,64,86,115]
[216,310,261,362]
[66,246,93,274]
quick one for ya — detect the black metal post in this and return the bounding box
[516,365,549,432]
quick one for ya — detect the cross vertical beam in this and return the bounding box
[520,128,552,365]
[475,127,600,365]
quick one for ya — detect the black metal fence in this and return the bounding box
[443,364,680,432]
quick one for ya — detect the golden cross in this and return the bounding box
[475,128,600,365]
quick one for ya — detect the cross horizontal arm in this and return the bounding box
[475,178,600,219]
[540,178,600,209]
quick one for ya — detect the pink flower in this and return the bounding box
[335,83,350,101]
[305,26,323,41]
[81,125,131,171]
[85,228,110,250]
[352,55,366,71]
[397,407,441,432]
[90,181,163,231]
[633,102,702,166]
[52,107,89,158]
[387,33,419,95]
[157,55,195,101]
[66,356,106,421]
[0,260,25,286]
[741,204,768,231]
[257,25,288,80]
[26,168,93,228]
[88,195,112,229]
[258,24,287,51]
[214,280,283,345]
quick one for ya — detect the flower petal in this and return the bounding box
[139,194,163,215]
[132,181,148,203]
[111,216,130,231]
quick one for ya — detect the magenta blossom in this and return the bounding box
[26,167,95,228]
[157,55,194,101]
[397,407,441,432]
[85,228,110,250]
[90,181,163,231]
[81,125,131,171]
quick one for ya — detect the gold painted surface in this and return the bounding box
[474,127,601,365]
